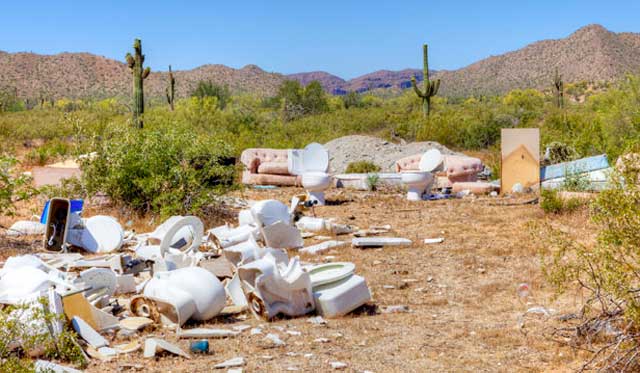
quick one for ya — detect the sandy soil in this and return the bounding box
[0,187,595,372]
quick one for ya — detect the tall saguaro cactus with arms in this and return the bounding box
[126,38,151,128]
[411,44,440,117]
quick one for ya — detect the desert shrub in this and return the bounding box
[81,124,236,217]
[0,298,86,372]
[191,81,230,109]
[345,161,381,174]
[541,165,640,370]
[0,156,34,216]
[342,91,362,109]
[540,189,586,214]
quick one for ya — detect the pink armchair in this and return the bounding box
[240,148,302,186]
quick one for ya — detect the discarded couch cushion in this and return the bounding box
[257,162,290,175]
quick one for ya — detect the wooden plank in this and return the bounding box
[501,129,540,193]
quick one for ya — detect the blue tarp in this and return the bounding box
[40,199,84,224]
[540,154,609,181]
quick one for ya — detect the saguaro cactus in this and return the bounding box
[126,39,150,128]
[166,65,175,111]
[553,67,564,109]
[411,44,440,117]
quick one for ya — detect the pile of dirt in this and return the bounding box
[324,135,462,173]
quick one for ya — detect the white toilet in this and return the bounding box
[300,143,331,205]
[400,150,440,201]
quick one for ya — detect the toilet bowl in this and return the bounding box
[300,143,331,205]
[400,150,439,201]
[401,171,434,201]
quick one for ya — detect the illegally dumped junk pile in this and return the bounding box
[0,194,376,367]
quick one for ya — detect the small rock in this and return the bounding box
[314,338,330,343]
[383,285,395,289]
[286,330,301,336]
[304,353,314,358]
[426,276,434,282]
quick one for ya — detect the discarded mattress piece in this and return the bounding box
[540,154,612,191]
[6,220,46,236]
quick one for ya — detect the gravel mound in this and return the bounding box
[325,135,463,173]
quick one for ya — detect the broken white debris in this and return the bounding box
[307,316,327,325]
[178,328,241,339]
[35,360,83,373]
[119,317,153,331]
[6,220,45,236]
[330,361,348,370]
[264,333,286,346]
[382,305,410,313]
[232,324,252,332]
[71,316,108,349]
[314,337,330,343]
[143,338,190,359]
[424,237,445,244]
[250,328,263,335]
[214,357,246,369]
[299,240,347,255]
[286,330,301,336]
[352,237,412,248]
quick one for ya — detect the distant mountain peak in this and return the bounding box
[0,24,638,99]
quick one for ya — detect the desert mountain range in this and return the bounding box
[0,24,639,100]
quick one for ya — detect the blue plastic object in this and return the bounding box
[540,154,609,181]
[189,339,209,354]
[40,199,84,224]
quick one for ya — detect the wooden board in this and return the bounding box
[501,129,540,193]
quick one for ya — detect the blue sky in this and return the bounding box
[0,1,638,79]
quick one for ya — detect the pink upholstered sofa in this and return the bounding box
[395,153,484,188]
[240,148,302,186]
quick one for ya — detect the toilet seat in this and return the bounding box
[302,143,329,173]
[308,262,356,287]
[419,149,444,172]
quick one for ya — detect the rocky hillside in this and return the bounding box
[0,53,285,99]
[290,24,640,96]
[1,24,639,100]
[433,24,640,97]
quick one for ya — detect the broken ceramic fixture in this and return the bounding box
[66,216,124,253]
[237,254,315,320]
[77,268,117,307]
[251,200,303,249]
[225,274,249,308]
[143,267,226,325]
[300,143,331,205]
[136,216,204,260]
[0,266,73,305]
[401,151,437,201]
[43,198,74,251]
[210,224,261,248]
[308,262,372,318]
[223,237,287,268]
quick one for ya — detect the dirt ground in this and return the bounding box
[0,187,595,372]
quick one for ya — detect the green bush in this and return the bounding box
[540,189,587,214]
[540,169,640,369]
[81,124,236,217]
[0,156,33,216]
[345,161,381,174]
[0,298,86,372]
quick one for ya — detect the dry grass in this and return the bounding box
[0,187,596,372]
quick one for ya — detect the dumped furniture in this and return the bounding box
[240,148,302,186]
[395,152,483,189]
